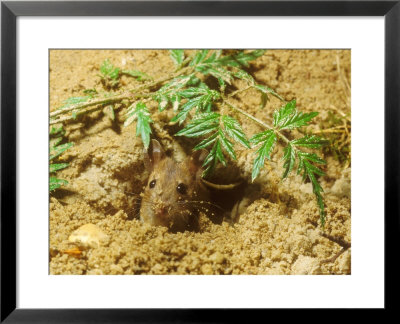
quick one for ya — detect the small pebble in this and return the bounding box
[291,256,321,275]
[201,264,213,275]
[338,250,351,273]
[69,223,109,249]
[210,252,225,264]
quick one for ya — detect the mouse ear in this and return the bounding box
[144,139,165,171]
[188,149,208,175]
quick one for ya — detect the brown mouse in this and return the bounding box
[139,139,212,233]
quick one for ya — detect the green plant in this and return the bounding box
[49,124,73,191]
[49,50,330,226]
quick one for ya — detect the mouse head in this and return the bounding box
[141,139,209,232]
[144,139,207,180]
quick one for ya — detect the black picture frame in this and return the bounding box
[1,0,399,321]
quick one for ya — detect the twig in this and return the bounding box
[50,96,155,125]
[50,93,132,118]
[320,247,348,264]
[308,220,351,264]
[50,105,106,125]
[227,85,253,99]
[319,232,351,249]
[319,231,351,264]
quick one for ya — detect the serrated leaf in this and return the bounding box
[100,59,120,80]
[196,64,232,84]
[202,145,218,176]
[219,129,236,160]
[58,96,91,110]
[280,111,319,130]
[222,115,251,149]
[273,100,318,130]
[250,129,273,145]
[291,135,327,148]
[203,138,227,176]
[175,112,219,137]
[154,75,194,107]
[194,132,219,150]
[273,100,297,127]
[179,113,247,175]
[282,144,296,179]
[192,50,264,86]
[171,91,219,124]
[186,76,209,90]
[178,87,207,98]
[251,130,276,181]
[203,52,217,63]
[296,151,326,226]
[50,142,74,160]
[171,96,203,124]
[50,137,63,149]
[50,124,65,136]
[100,59,113,75]
[217,77,226,92]
[169,50,185,66]
[190,50,209,66]
[160,75,193,93]
[124,103,137,127]
[214,138,226,165]
[50,163,69,173]
[297,151,326,165]
[306,162,326,177]
[49,177,68,192]
[216,50,265,68]
[132,102,152,149]
[203,146,216,166]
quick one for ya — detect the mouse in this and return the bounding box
[139,139,214,233]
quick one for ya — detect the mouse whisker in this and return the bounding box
[123,191,141,196]
[177,200,225,212]
[102,198,142,216]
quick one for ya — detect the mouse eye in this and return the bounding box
[176,183,187,195]
[149,180,156,188]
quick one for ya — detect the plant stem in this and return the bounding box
[50,97,154,125]
[227,86,253,99]
[50,66,196,120]
[143,66,194,89]
[50,93,146,119]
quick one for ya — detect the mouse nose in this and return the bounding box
[156,205,169,218]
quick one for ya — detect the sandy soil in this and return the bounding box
[49,49,351,275]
